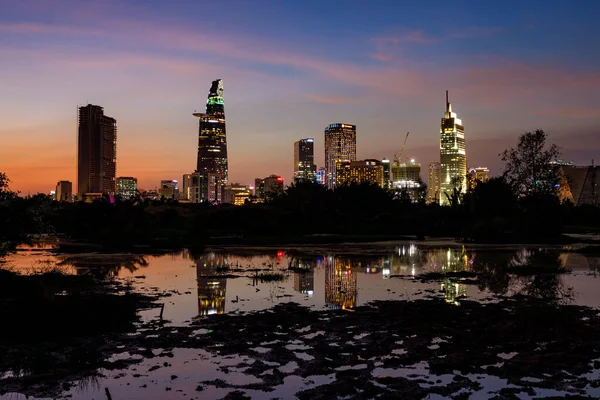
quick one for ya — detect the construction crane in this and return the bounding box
[393,132,410,167]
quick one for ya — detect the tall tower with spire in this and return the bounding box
[439,90,466,205]
[193,79,228,202]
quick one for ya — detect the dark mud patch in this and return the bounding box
[0,268,161,398]
[106,297,600,398]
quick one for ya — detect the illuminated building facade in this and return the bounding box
[195,253,227,316]
[181,174,192,200]
[293,260,315,296]
[381,158,391,189]
[560,165,600,206]
[224,183,252,205]
[316,167,326,186]
[466,167,490,191]
[392,159,421,188]
[77,104,117,196]
[324,123,356,189]
[325,257,357,309]
[427,162,441,204]
[55,181,72,202]
[159,180,179,200]
[294,138,316,182]
[336,159,384,187]
[116,177,137,199]
[194,79,228,201]
[440,91,467,205]
[255,175,284,199]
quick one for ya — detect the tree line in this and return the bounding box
[1,130,599,251]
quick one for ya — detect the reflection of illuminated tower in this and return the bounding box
[195,253,228,316]
[292,259,315,295]
[325,257,357,309]
[441,279,467,304]
[293,272,314,295]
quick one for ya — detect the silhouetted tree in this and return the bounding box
[500,129,561,197]
[444,176,464,207]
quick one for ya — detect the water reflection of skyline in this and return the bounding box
[186,245,589,316]
[195,253,227,316]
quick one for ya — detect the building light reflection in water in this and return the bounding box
[325,256,358,310]
[389,244,475,304]
[195,253,227,316]
[292,259,315,296]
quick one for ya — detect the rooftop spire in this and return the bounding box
[445,90,452,113]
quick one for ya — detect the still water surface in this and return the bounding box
[2,242,600,399]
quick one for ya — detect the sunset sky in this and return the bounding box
[1,0,599,194]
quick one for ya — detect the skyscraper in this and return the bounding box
[324,123,356,189]
[439,91,466,205]
[293,138,316,182]
[427,162,441,204]
[194,79,228,201]
[77,104,117,196]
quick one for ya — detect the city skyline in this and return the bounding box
[1,1,599,194]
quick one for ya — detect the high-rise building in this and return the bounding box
[159,180,179,200]
[255,175,284,199]
[77,104,117,196]
[381,158,391,189]
[466,167,490,191]
[55,181,72,202]
[294,138,316,182]
[440,91,467,205]
[116,177,137,199]
[324,123,356,189]
[336,159,384,187]
[427,162,441,204]
[193,79,228,202]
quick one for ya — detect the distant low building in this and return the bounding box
[55,180,73,202]
[255,175,284,199]
[315,167,326,186]
[392,159,421,189]
[224,183,252,205]
[116,177,137,199]
[466,167,490,191]
[159,180,179,200]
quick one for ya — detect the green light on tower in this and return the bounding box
[208,97,224,105]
